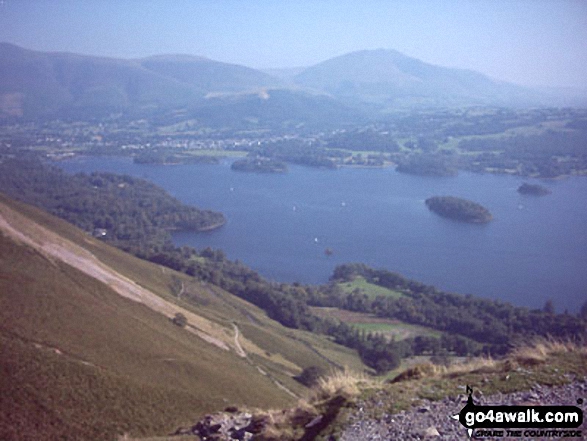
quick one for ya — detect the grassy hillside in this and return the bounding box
[0,194,366,440]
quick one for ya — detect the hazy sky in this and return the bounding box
[1,0,586,88]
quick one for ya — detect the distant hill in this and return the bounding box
[0,43,196,117]
[294,49,546,108]
[0,43,575,123]
[0,43,365,127]
[186,88,365,129]
[0,193,364,439]
[0,43,287,120]
[138,54,282,93]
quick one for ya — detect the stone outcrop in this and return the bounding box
[173,409,269,440]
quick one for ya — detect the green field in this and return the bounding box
[338,276,404,299]
[310,307,441,341]
[352,322,442,340]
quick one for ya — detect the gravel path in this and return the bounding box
[340,378,587,440]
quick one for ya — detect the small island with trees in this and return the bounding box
[230,157,288,173]
[425,196,493,223]
[517,182,551,196]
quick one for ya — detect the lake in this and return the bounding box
[57,157,587,313]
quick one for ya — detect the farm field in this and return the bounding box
[338,277,404,299]
[310,307,441,341]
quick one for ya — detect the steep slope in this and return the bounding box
[294,49,543,108]
[0,194,365,440]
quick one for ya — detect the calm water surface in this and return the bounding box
[58,157,587,312]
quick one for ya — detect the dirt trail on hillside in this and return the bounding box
[232,323,247,357]
[0,204,232,353]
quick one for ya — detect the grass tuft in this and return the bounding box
[510,338,585,366]
[314,368,374,401]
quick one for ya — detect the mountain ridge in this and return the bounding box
[0,43,572,122]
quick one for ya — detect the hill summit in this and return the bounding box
[293,49,542,107]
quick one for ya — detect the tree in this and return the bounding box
[543,299,555,315]
[580,300,587,321]
[172,312,188,328]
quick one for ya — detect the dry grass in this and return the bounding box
[242,368,376,440]
[390,358,500,383]
[391,338,586,384]
[510,338,586,366]
[313,368,375,401]
[262,339,587,439]
[445,356,500,376]
[129,339,587,440]
[390,362,443,382]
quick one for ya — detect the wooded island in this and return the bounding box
[425,196,493,223]
[517,182,551,196]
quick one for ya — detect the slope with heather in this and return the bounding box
[0,194,365,440]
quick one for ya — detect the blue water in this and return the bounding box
[57,157,587,312]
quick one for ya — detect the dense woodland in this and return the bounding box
[231,157,288,173]
[252,139,342,169]
[133,151,219,165]
[396,155,458,177]
[458,131,587,177]
[425,196,493,223]
[0,159,584,374]
[0,158,225,252]
[326,129,400,152]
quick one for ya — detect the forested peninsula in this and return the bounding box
[425,196,492,223]
[0,158,225,252]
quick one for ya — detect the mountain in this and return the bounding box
[294,49,546,108]
[0,193,364,440]
[0,44,574,124]
[0,43,284,119]
[0,43,364,127]
[0,43,193,117]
